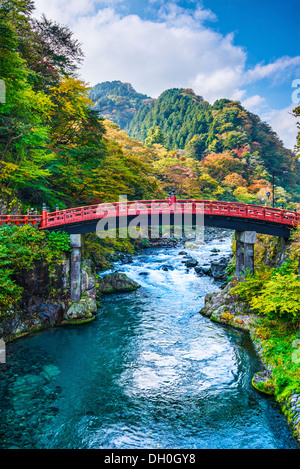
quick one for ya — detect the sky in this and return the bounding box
[32,0,300,150]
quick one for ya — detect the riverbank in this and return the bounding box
[200,281,300,446]
[0,226,232,343]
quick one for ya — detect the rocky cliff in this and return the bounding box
[0,256,98,342]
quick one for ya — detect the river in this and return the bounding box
[0,236,298,449]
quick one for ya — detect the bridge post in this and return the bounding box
[70,234,83,302]
[235,231,257,277]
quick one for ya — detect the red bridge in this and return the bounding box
[0,199,298,238]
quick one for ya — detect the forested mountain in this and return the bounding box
[127,88,296,182]
[89,81,153,129]
[127,88,210,150]
[90,83,300,206]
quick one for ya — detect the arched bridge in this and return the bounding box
[0,198,298,238]
[1,198,298,301]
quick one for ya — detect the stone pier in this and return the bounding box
[70,234,83,301]
[235,231,257,277]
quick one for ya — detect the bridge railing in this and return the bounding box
[0,200,298,230]
[0,215,41,226]
[44,205,100,228]
[40,199,300,229]
[177,200,299,226]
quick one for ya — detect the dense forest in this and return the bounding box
[127,88,300,205]
[0,0,162,214]
[90,82,300,207]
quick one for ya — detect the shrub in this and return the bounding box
[250,273,300,323]
[230,265,273,303]
[0,225,71,315]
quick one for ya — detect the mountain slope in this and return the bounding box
[126,88,299,192]
[127,88,211,150]
[90,81,154,129]
[90,82,300,205]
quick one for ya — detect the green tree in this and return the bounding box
[145,126,166,147]
[0,2,55,206]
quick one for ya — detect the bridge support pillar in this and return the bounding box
[70,234,83,302]
[235,231,256,277]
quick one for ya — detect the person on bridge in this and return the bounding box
[168,189,176,204]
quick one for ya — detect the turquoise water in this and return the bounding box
[0,239,298,449]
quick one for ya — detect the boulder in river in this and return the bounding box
[160,264,174,271]
[252,371,275,395]
[195,265,211,276]
[183,257,198,268]
[97,272,140,294]
[64,297,97,323]
[210,257,229,280]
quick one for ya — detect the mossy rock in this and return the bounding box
[97,272,140,294]
[61,316,96,326]
[252,371,275,395]
[64,298,97,322]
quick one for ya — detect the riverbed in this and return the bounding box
[0,236,298,449]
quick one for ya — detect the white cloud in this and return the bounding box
[244,56,300,84]
[64,6,248,100]
[158,2,217,26]
[33,0,98,23]
[241,96,297,150]
[241,95,267,113]
[32,0,300,149]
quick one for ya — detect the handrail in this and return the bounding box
[0,200,298,230]
[0,215,41,226]
[42,200,300,229]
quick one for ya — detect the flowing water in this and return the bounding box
[0,236,298,449]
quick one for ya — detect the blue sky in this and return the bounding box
[33,0,300,149]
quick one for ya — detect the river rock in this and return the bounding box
[34,301,65,325]
[119,254,133,264]
[160,264,174,271]
[97,272,140,294]
[210,257,229,280]
[195,265,211,276]
[40,364,61,381]
[200,278,252,321]
[11,374,44,398]
[183,257,198,268]
[81,260,96,293]
[252,371,275,395]
[65,297,97,321]
[194,266,204,276]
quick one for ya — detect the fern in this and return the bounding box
[250,273,300,322]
